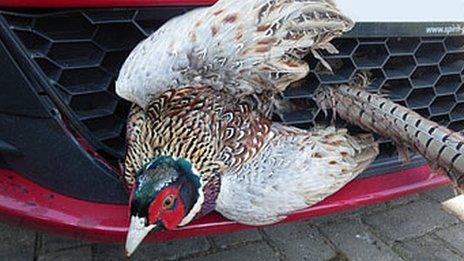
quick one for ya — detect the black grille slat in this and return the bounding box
[1,9,464,175]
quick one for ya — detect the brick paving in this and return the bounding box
[2,186,464,261]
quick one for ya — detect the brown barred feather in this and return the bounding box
[123,87,272,187]
[123,104,148,186]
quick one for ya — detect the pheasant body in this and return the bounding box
[125,86,379,224]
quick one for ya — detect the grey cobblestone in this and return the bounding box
[38,234,90,253]
[188,242,279,261]
[35,234,92,261]
[209,229,262,249]
[393,234,463,261]
[38,246,92,261]
[363,199,459,241]
[384,194,420,208]
[422,186,455,202]
[320,219,400,261]
[435,223,464,255]
[262,221,336,260]
[309,203,388,226]
[91,243,124,261]
[0,223,35,261]
[91,237,211,261]
[131,237,211,260]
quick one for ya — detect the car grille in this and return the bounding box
[2,8,464,175]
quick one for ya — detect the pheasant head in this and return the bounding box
[126,156,204,256]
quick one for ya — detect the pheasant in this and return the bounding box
[122,87,378,255]
[115,0,377,256]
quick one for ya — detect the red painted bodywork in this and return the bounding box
[0,167,449,243]
[0,0,215,7]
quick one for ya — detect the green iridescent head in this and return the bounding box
[126,156,203,256]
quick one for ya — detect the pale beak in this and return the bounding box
[125,216,157,257]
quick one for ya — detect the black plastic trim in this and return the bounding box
[0,13,120,159]
[0,139,21,157]
[0,16,128,203]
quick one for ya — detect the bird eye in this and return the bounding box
[162,194,175,210]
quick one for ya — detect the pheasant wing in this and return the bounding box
[116,0,353,108]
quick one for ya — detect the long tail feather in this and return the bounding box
[314,79,464,193]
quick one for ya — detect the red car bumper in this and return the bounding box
[0,166,449,243]
[0,0,460,244]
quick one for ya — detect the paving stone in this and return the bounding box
[423,186,455,202]
[209,229,262,249]
[363,199,459,242]
[394,234,463,261]
[312,196,415,230]
[435,223,464,254]
[262,221,335,261]
[188,242,279,261]
[384,194,419,208]
[93,238,210,261]
[91,244,124,261]
[320,219,400,261]
[36,234,93,261]
[38,245,92,261]
[0,223,35,261]
[130,237,211,260]
[39,233,90,254]
[309,203,388,226]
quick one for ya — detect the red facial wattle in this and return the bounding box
[148,186,185,230]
